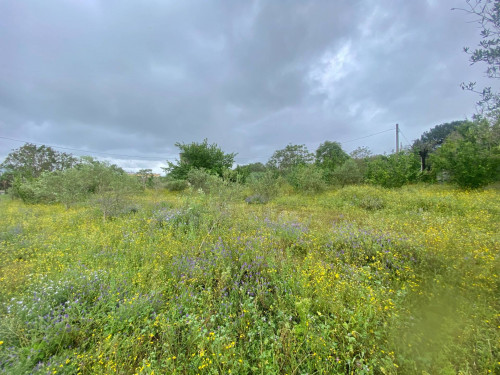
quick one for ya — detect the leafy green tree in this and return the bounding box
[315,141,349,169]
[74,157,130,194]
[1,143,78,183]
[165,139,236,180]
[431,120,500,188]
[456,0,500,117]
[315,141,349,182]
[349,146,372,160]
[267,144,314,174]
[0,168,14,191]
[349,146,372,177]
[242,162,267,173]
[412,121,466,171]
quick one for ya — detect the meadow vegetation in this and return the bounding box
[0,183,498,374]
[0,119,499,374]
[2,3,500,371]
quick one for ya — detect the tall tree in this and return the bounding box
[348,146,372,177]
[412,121,466,171]
[315,141,349,183]
[1,143,78,183]
[349,146,372,160]
[267,144,314,174]
[164,139,236,179]
[315,141,349,170]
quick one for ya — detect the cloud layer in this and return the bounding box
[0,0,494,171]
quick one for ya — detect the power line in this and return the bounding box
[339,128,394,144]
[398,128,411,146]
[0,136,167,160]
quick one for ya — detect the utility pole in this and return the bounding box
[396,123,399,153]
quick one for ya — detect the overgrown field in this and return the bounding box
[0,185,498,374]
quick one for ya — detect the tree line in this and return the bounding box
[163,118,499,192]
[2,1,500,204]
[1,117,499,210]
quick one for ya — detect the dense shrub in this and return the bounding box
[186,168,245,203]
[10,158,140,210]
[331,159,364,186]
[233,163,267,183]
[338,185,387,210]
[430,120,500,188]
[9,174,54,204]
[365,151,420,188]
[247,170,283,202]
[186,168,220,193]
[164,179,189,192]
[287,164,327,194]
[153,203,206,233]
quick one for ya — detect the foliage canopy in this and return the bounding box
[1,143,78,185]
[315,141,349,170]
[412,121,467,171]
[266,144,314,174]
[165,139,236,180]
[431,120,500,188]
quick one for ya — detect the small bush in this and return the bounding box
[287,164,326,194]
[338,185,387,210]
[331,159,363,186]
[153,203,206,234]
[185,168,245,203]
[247,170,283,202]
[358,195,386,210]
[165,179,189,191]
[187,168,220,193]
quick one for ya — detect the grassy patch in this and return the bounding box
[0,186,498,374]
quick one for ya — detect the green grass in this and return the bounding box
[0,185,498,374]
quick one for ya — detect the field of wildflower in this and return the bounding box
[0,185,498,374]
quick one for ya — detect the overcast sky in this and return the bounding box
[0,0,496,173]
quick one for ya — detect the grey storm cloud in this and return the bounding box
[0,0,494,171]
